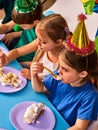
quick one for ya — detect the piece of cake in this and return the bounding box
[0,72,22,88]
[24,103,45,124]
[0,67,4,77]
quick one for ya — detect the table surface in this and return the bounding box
[0,42,70,130]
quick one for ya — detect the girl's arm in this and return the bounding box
[7,39,37,59]
[0,20,15,34]
[31,74,46,92]
[30,62,47,92]
[68,119,90,130]
[0,39,38,66]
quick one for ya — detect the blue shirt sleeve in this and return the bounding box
[43,74,55,90]
[43,70,59,90]
[78,92,98,120]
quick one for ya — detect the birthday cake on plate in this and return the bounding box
[0,69,22,88]
[24,102,45,124]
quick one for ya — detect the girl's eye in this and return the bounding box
[42,42,46,44]
[37,38,46,44]
[60,66,69,72]
[64,68,69,72]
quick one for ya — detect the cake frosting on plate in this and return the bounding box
[24,102,45,124]
[0,72,22,88]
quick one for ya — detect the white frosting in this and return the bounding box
[24,103,44,124]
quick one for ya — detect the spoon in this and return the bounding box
[43,66,61,80]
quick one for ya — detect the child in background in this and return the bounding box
[0,0,43,56]
[0,0,21,49]
[31,14,98,130]
[0,14,71,80]
[0,0,15,24]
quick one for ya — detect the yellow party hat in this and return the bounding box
[65,13,95,56]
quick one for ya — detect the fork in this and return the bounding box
[43,66,61,80]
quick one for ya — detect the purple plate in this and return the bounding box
[0,46,8,54]
[0,67,27,93]
[0,34,5,40]
[10,101,56,130]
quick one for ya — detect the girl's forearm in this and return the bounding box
[7,49,20,63]
[0,20,15,34]
[6,40,38,64]
[31,75,45,92]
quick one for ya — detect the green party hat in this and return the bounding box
[15,0,38,13]
[80,0,95,15]
[65,13,95,56]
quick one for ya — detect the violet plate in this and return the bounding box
[10,101,56,130]
[0,34,5,40]
[0,67,27,93]
[0,46,8,54]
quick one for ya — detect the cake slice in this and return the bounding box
[24,102,45,124]
[0,72,22,88]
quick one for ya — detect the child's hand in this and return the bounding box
[2,32,16,46]
[0,52,8,66]
[30,62,44,77]
[20,68,31,80]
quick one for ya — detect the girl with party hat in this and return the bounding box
[31,14,98,130]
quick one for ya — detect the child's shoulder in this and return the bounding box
[84,81,98,97]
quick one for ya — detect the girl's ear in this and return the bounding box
[34,20,39,26]
[56,39,63,46]
[79,71,88,78]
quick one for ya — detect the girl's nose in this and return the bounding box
[58,67,63,75]
[37,39,41,46]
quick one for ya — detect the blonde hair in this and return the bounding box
[36,14,71,42]
[33,14,71,62]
